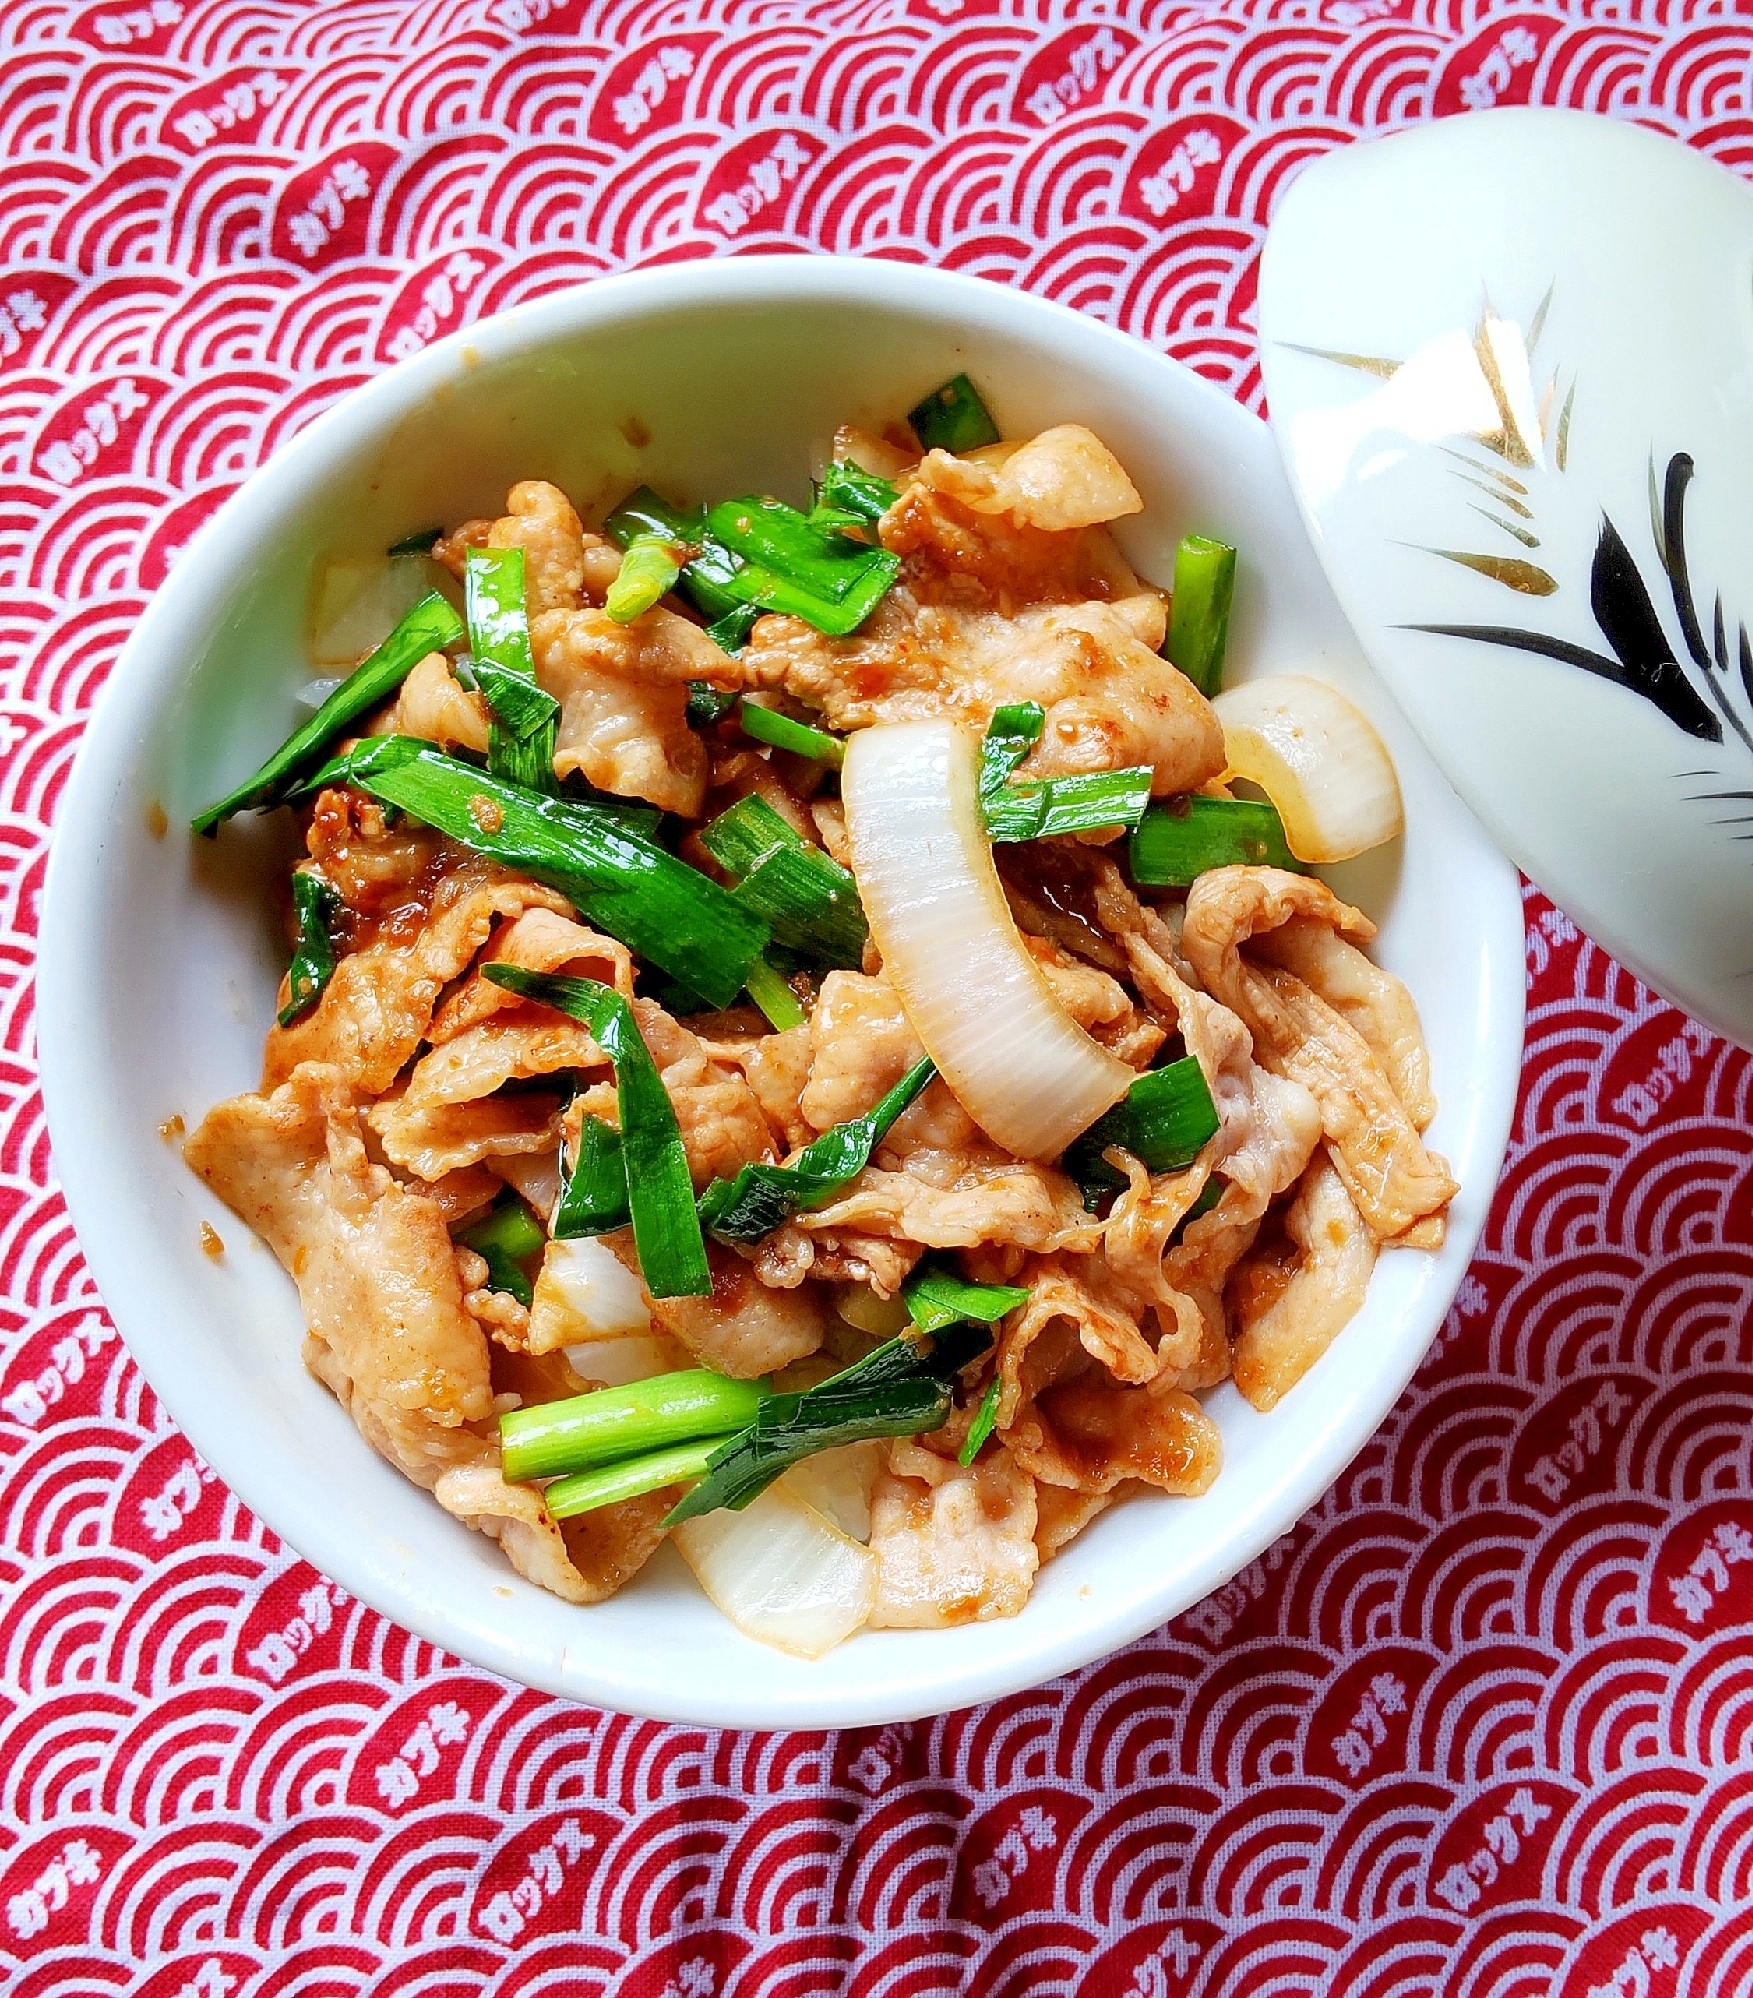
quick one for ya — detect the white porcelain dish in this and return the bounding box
[37,257,1524,1728]
[1261,108,1753,1050]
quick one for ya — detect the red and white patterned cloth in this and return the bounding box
[4,4,1753,1993]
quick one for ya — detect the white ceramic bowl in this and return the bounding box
[38,258,1525,1728]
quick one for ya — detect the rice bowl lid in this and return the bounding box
[1259,107,1753,1051]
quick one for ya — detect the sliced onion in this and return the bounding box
[672,1483,875,1657]
[831,1282,911,1338]
[778,1442,884,1543]
[527,1236,651,1350]
[842,719,1134,1160]
[563,1334,688,1388]
[311,559,432,667]
[1212,674,1404,863]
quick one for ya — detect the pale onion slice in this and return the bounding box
[527,1236,650,1350]
[563,1333,688,1388]
[831,1282,911,1338]
[672,1483,876,1658]
[1212,674,1404,863]
[842,719,1134,1160]
[778,1442,884,1543]
[311,558,432,667]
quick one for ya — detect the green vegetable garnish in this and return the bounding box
[386,526,443,557]
[737,703,846,767]
[545,1440,728,1520]
[908,371,1000,453]
[606,533,684,623]
[292,737,768,1009]
[696,1055,936,1243]
[466,546,556,794]
[812,460,898,527]
[743,957,808,1031]
[551,1116,629,1239]
[703,608,760,655]
[902,1262,1032,1335]
[483,968,710,1298]
[662,1319,993,1525]
[1128,796,1303,886]
[1063,1056,1222,1208]
[501,1369,767,1483]
[976,703,1153,842]
[1165,534,1237,698]
[701,794,867,968]
[276,870,340,1028]
[687,683,740,725]
[191,591,464,833]
[458,1193,547,1307]
[959,1377,1003,1466]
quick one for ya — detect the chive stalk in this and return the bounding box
[663,1318,993,1525]
[737,703,846,767]
[976,703,1153,841]
[458,1194,547,1306]
[191,591,464,832]
[483,968,711,1297]
[277,871,341,1028]
[701,794,867,967]
[908,372,1001,453]
[744,958,807,1031]
[387,526,443,557]
[552,1116,629,1239]
[1063,1056,1222,1206]
[959,1378,1003,1466]
[1165,535,1237,698]
[466,547,556,794]
[544,1439,727,1519]
[606,533,684,623]
[696,1055,935,1243]
[902,1262,1032,1335]
[813,460,898,526]
[1129,796,1303,886]
[293,738,768,1007]
[501,1370,768,1482]
[687,683,740,726]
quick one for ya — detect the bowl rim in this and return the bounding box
[37,254,1526,1725]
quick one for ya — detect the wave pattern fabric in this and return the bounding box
[4,1,1753,1992]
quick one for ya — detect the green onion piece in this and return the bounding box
[458,1193,546,1307]
[974,705,1152,841]
[467,546,556,794]
[688,531,899,638]
[908,372,1001,453]
[703,607,761,654]
[983,767,1154,843]
[697,1055,935,1243]
[501,1369,768,1482]
[607,484,897,640]
[1183,1177,1224,1225]
[744,957,807,1031]
[816,459,898,525]
[979,702,1045,796]
[738,703,846,767]
[705,497,888,605]
[606,533,684,624]
[545,1438,726,1519]
[482,968,711,1297]
[295,738,768,1008]
[702,794,868,969]
[387,526,442,557]
[552,1116,629,1239]
[902,1262,1032,1335]
[663,1319,993,1525]
[471,659,560,741]
[1129,796,1303,886]
[687,682,739,725]
[959,1377,1003,1466]
[698,792,800,877]
[1063,1056,1221,1205]
[191,591,464,833]
[276,870,340,1028]
[1165,534,1237,698]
